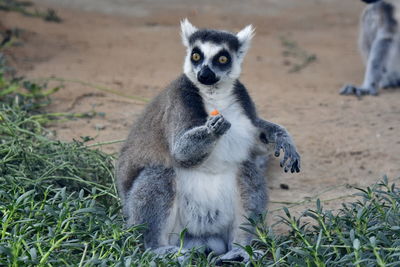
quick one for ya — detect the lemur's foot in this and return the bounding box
[152,246,188,264]
[275,135,301,173]
[152,245,186,255]
[216,247,250,265]
[340,84,378,97]
[381,79,400,89]
[206,114,231,136]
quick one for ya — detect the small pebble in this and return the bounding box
[280,183,290,190]
[95,124,106,130]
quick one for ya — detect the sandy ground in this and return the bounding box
[2,0,400,229]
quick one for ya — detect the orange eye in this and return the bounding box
[218,55,228,64]
[192,53,201,61]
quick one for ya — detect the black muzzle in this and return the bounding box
[197,66,219,85]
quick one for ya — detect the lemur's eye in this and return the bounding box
[192,53,201,62]
[218,55,228,64]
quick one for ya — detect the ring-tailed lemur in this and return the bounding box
[341,0,400,96]
[116,19,301,263]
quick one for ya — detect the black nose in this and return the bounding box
[197,66,218,85]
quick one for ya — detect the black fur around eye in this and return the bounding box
[213,50,232,70]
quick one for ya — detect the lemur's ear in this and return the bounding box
[236,25,255,58]
[180,18,198,47]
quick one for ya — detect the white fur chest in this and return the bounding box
[175,90,257,236]
[202,92,257,171]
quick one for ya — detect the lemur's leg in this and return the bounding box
[125,165,179,252]
[116,158,142,216]
[171,114,231,167]
[341,31,394,96]
[255,119,301,173]
[218,160,268,263]
[182,234,227,255]
[381,72,400,89]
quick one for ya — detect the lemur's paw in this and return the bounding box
[340,85,378,97]
[216,247,250,265]
[152,246,189,264]
[206,114,231,136]
[152,245,186,255]
[275,135,301,173]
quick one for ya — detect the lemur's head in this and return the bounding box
[180,19,254,92]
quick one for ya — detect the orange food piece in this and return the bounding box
[210,109,219,116]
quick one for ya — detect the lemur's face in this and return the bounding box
[180,19,254,90]
[189,42,233,86]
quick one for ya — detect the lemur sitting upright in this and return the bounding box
[341,0,400,96]
[116,19,301,263]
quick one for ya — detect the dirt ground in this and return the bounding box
[2,0,400,229]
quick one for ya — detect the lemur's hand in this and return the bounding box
[216,247,250,265]
[274,133,301,173]
[340,84,378,97]
[206,114,231,136]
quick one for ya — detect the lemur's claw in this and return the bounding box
[216,247,250,265]
[275,136,301,173]
[340,84,378,97]
[206,114,231,136]
[152,246,186,255]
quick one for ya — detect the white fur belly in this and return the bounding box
[174,98,257,236]
[175,168,237,236]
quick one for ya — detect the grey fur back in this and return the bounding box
[116,75,207,206]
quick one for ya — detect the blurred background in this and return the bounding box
[1,0,399,228]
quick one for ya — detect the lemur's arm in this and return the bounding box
[360,32,393,94]
[171,114,231,168]
[255,119,301,173]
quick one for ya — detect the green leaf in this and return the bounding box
[353,239,360,250]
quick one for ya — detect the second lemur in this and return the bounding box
[341,0,400,96]
[117,19,301,263]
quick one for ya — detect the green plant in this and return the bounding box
[1,50,399,266]
[0,54,99,125]
[0,0,61,22]
[281,36,317,73]
[2,101,399,266]
[248,177,400,266]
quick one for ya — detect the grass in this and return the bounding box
[248,178,400,266]
[0,53,399,266]
[40,77,150,104]
[0,0,61,22]
[280,36,317,73]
